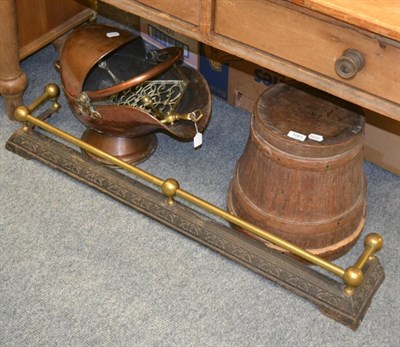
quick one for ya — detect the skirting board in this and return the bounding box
[6,127,385,330]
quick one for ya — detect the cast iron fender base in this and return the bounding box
[6,127,385,330]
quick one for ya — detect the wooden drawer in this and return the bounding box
[214,0,400,105]
[134,0,201,25]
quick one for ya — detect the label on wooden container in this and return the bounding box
[308,133,324,142]
[287,131,306,142]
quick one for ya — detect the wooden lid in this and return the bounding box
[254,83,365,157]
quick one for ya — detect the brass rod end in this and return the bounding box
[364,233,383,252]
[342,266,364,287]
[354,233,383,270]
[14,106,30,123]
[44,83,60,100]
[343,233,383,294]
[27,84,60,113]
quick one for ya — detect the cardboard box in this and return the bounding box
[140,18,200,69]
[364,110,400,175]
[199,44,289,111]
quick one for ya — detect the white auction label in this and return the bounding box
[287,130,306,142]
[308,133,324,142]
[106,31,120,38]
[193,132,203,148]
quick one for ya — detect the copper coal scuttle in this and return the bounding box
[59,24,211,164]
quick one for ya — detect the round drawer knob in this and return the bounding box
[335,49,365,80]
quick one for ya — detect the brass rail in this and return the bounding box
[14,84,383,292]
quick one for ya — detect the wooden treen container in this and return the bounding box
[227,83,367,260]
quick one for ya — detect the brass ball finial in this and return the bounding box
[343,266,364,287]
[44,83,60,99]
[364,233,383,252]
[14,106,30,123]
[161,178,179,205]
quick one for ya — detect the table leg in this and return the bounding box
[0,0,28,120]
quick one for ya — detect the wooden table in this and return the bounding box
[1,0,399,122]
[101,0,400,122]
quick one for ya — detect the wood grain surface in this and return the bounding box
[134,0,201,25]
[292,0,400,41]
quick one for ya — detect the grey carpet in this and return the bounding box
[1,27,399,347]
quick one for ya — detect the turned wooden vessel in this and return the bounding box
[227,83,367,260]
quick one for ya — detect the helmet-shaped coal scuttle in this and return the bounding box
[59,24,211,164]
